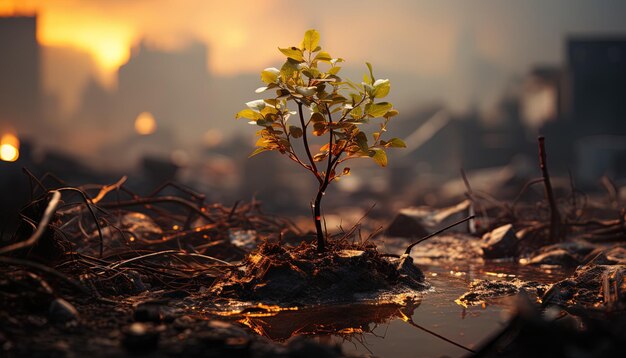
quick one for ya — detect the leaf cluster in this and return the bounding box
[236,29,405,184]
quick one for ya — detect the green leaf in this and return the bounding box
[383,109,399,119]
[372,79,390,98]
[370,148,387,167]
[385,138,406,148]
[349,105,363,119]
[355,131,368,152]
[280,58,300,81]
[314,51,332,62]
[289,126,303,138]
[328,66,341,75]
[261,68,279,84]
[302,29,320,52]
[366,62,374,83]
[366,102,392,117]
[302,67,320,79]
[236,109,262,120]
[278,47,304,62]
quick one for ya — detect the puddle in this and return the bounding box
[208,259,571,358]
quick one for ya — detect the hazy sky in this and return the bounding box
[3,0,626,93]
[1,0,626,163]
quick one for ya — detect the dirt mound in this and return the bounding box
[214,241,428,305]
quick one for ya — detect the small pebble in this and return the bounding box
[122,322,160,353]
[49,298,79,323]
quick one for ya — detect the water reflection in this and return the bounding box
[208,258,572,357]
[234,299,421,342]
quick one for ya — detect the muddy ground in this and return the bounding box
[1,172,626,357]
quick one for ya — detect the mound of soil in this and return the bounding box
[542,262,626,310]
[213,241,428,305]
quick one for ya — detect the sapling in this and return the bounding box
[236,29,405,253]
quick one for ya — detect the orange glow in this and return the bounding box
[134,112,157,135]
[0,133,20,162]
[38,12,133,87]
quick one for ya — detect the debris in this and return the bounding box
[456,279,547,307]
[525,248,580,267]
[122,322,160,353]
[386,200,471,238]
[133,302,163,323]
[48,298,79,323]
[481,224,518,259]
[228,229,258,250]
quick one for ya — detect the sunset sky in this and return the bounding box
[3,0,625,87]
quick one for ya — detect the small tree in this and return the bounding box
[236,29,405,253]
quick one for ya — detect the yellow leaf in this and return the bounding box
[261,68,279,84]
[314,51,332,62]
[370,148,387,167]
[278,47,304,62]
[302,29,320,52]
[236,109,262,120]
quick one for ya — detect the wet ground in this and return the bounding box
[2,176,625,357]
[219,252,571,358]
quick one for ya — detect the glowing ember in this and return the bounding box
[134,112,157,135]
[0,133,19,162]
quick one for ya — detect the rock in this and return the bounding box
[526,248,580,267]
[386,200,471,238]
[542,264,626,310]
[481,224,518,259]
[133,302,163,323]
[229,229,258,250]
[385,212,429,238]
[396,254,427,289]
[126,270,147,293]
[48,298,79,323]
[122,322,159,353]
[456,279,547,307]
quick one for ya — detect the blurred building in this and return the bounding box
[540,36,626,181]
[0,15,41,136]
[567,37,626,131]
[117,40,211,143]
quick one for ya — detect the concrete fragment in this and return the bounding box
[481,224,518,259]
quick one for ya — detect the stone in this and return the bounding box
[48,298,79,323]
[122,322,159,353]
[133,302,163,323]
[385,212,429,238]
[526,248,580,267]
[542,264,626,310]
[396,254,426,288]
[386,200,471,238]
[481,224,518,259]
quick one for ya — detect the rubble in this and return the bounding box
[386,200,471,238]
[481,224,518,259]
